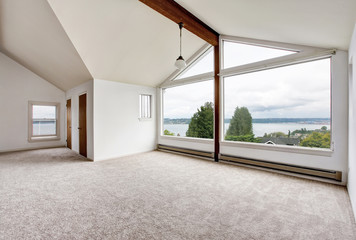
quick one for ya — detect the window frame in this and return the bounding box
[139,94,152,120]
[158,35,336,156]
[161,79,215,139]
[219,35,335,155]
[28,101,60,142]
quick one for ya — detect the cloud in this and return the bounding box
[164,56,331,119]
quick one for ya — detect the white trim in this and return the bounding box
[0,145,66,153]
[161,72,213,88]
[159,135,213,144]
[221,35,324,53]
[219,35,225,141]
[221,141,333,157]
[28,101,60,142]
[220,49,335,78]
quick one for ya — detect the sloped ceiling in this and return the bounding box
[0,0,92,90]
[1,0,355,91]
[177,0,356,50]
[47,0,205,88]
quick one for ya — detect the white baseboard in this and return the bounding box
[92,149,155,162]
[0,145,66,154]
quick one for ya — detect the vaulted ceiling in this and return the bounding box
[177,0,356,50]
[1,0,355,91]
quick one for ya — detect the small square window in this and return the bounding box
[28,101,60,142]
[139,94,152,119]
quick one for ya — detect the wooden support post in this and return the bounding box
[214,44,220,162]
[139,0,221,160]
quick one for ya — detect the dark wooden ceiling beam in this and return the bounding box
[139,0,219,46]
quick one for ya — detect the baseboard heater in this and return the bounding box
[157,144,214,159]
[219,154,342,182]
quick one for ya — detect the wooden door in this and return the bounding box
[79,94,87,157]
[66,99,72,149]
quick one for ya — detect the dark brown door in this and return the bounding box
[79,94,87,157]
[66,99,72,149]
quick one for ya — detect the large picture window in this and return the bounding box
[163,80,213,138]
[28,102,60,141]
[223,58,331,149]
[160,36,334,152]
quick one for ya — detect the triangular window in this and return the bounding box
[223,41,297,69]
[175,49,213,79]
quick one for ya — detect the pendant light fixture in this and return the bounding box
[175,22,186,69]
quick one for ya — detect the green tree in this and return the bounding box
[186,102,214,139]
[163,129,175,136]
[300,132,330,148]
[225,134,260,143]
[226,106,253,136]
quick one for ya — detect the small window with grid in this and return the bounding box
[139,94,152,119]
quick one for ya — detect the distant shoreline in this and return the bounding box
[164,118,330,125]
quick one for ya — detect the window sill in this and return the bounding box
[159,135,214,144]
[138,118,152,121]
[28,136,60,143]
[221,140,333,157]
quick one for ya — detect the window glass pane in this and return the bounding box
[224,58,331,149]
[33,120,56,136]
[176,50,213,79]
[32,105,56,136]
[163,80,213,138]
[33,105,56,119]
[223,41,296,69]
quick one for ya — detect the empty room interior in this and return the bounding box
[1,0,356,239]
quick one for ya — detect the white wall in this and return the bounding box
[66,80,94,160]
[0,52,66,152]
[348,24,356,221]
[93,79,157,161]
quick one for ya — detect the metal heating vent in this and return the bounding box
[157,144,214,159]
[219,154,342,182]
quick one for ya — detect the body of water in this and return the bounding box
[164,123,330,137]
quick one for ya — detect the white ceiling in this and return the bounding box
[177,0,356,50]
[47,0,205,88]
[0,0,92,90]
[1,0,355,90]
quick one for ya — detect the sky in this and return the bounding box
[33,105,56,119]
[163,41,331,119]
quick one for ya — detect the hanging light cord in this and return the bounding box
[179,22,183,56]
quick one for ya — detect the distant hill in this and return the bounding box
[164,118,191,124]
[164,118,330,124]
[251,118,330,124]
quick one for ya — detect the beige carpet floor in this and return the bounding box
[0,148,355,240]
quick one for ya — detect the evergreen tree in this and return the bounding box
[226,106,253,136]
[186,102,214,139]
